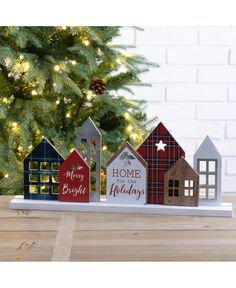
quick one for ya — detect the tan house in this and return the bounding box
[164,157,199,207]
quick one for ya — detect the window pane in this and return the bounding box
[29,161,38,170]
[52,185,59,194]
[52,162,60,171]
[90,158,96,172]
[174,180,179,188]
[208,175,215,185]
[40,185,50,194]
[168,189,173,197]
[169,180,173,187]
[174,189,179,197]
[40,162,49,171]
[199,161,207,172]
[208,188,216,200]
[81,139,87,154]
[200,175,206,185]
[29,185,38,193]
[90,139,96,154]
[90,176,96,191]
[190,189,194,197]
[200,188,206,199]
[184,180,189,188]
[209,161,216,172]
[184,189,189,197]
[52,174,59,183]
[40,174,50,182]
[190,180,194,188]
[29,173,38,182]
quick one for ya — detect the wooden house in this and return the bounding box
[59,149,90,203]
[106,142,147,205]
[137,122,185,204]
[24,138,64,200]
[164,157,199,206]
[76,117,101,202]
[194,135,222,206]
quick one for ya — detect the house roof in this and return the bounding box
[25,137,64,161]
[194,135,221,160]
[61,149,90,169]
[77,117,101,138]
[107,141,147,167]
[166,156,199,177]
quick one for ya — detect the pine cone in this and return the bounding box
[89,79,106,95]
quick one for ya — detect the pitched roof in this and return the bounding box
[77,117,101,138]
[167,156,199,176]
[107,141,147,167]
[25,138,64,161]
[194,135,221,159]
[61,149,90,169]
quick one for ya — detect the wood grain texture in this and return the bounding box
[0,195,236,261]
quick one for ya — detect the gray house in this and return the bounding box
[193,136,222,206]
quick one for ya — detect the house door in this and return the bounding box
[197,159,217,200]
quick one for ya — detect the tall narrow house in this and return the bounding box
[76,117,101,202]
[137,122,185,204]
[194,135,222,206]
[24,138,64,200]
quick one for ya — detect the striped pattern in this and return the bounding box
[137,122,185,204]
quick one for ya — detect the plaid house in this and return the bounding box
[137,122,185,204]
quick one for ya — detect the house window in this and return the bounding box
[29,161,39,170]
[90,139,96,154]
[184,180,194,197]
[197,159,217,200]
[168,179,179,197]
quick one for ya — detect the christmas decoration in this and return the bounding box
[24,138,64,200]
[194,136,222,206]
[164,157,199,207]
[106,142,147,204]
[0,26,157,196]
[137,122,185,205]
[76,117,101,202]
[59,149,90,203]
[89,79,106,95]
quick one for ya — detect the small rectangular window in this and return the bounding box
[81,139,87,154]
[29,173,38,183]
[168,189,173,197]
[90,176,96,191]
[174,189,179,197]
[174,180,179,188]
[200,188,207,199]
[40,174,50,182]
[189,189,194,197]
[29,161,38,170]
[208,175,215,185]
[29,185,38,193]
[208,188,216,200]
[40,162,49,171]
[209,161,216,172]
[90,158,96,172]
[184,189,189,197]
[52,185,59,194]
[52,174,59,183]
[184,180,189,188]
[190,180,194,188]
[169,180,173,187]
[200,175,206,185]
[52,162,60,171]
[40,185,50,194]
[90,139,96,154]
[199,160,207,172]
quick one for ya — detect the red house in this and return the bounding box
[59,149,90,203]
[137,122,185,204]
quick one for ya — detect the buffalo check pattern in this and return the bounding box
[137,122,185,204]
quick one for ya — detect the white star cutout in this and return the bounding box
[155,140,167,151]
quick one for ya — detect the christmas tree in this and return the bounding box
[0,26,157,194]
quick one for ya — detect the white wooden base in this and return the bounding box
[9,196,233,217]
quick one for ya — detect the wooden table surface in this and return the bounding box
[0,195,236,261]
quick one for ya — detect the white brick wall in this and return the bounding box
[114,27,236,194]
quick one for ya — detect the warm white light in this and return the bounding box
[3,98,8,103]
[31,90,38,96]
[124,112,130,120]
[12,122,18,128]
[71,60,77,65]
[86,91,94,101]
[4,173,9,178]
[18,146,23,152]
[66,113,71,118]
[83,39,90,46]
[116,58,122,65]
[126,125,133,132]
[54,65,60,72]
[70,148,74,153]
[56,100,60,105]
[61,26,67,30]
[22,62,30,71]
[102,145,107,151]
[19,55,24,60]
[131,133,138,140]
[28,145,33,150]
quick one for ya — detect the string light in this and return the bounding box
[66,112,71,118]
[70,148,74,153]
[116,58,122,65]
[3,98,8,103]
[28,145,33,150]
[18,146,23,152]
[131,133,138,140]
[4,174,9,178]
[61,26,67,30]
[86,91,94,101]
[102,145,107,151]
[22,62,30,72]
[31,90,38,96]
[54,65,60,72]
[11,122,18,128]
[83,39,90,46]
[71,60,77,65]
[56,100,60,105]
[126,125,133,132]
[19,55,24,60]
[124,112,130,120]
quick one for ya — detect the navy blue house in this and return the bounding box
[24,138,64,200]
